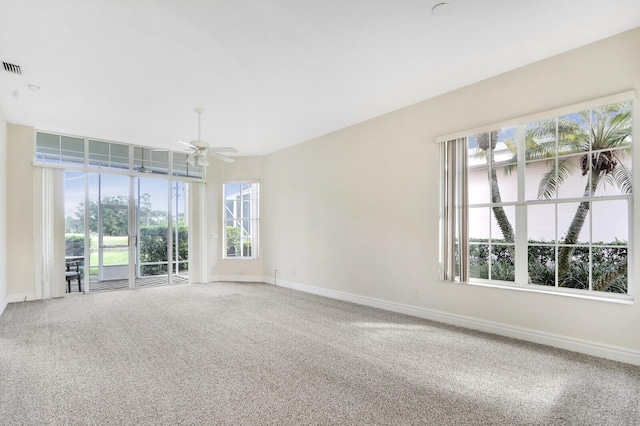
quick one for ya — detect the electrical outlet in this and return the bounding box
[414,289,421,298]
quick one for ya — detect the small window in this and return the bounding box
[134,147,170,175]
[88,140,130,170]
[223,182,259,259]
[36,132,84,165]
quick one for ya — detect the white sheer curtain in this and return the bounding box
[39,168,66,298]
[188,181,207,283]
[439,138,468,283]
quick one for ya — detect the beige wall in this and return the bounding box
[0,106,7,313]
[6,125,38,300]
[261,27,640,354]
[206,156,264,280]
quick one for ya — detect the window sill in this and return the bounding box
[222,257,259,261]
[463,280,635,305]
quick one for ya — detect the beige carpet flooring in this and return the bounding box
[1,282,639,425]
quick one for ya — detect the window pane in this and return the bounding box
[491,245,515,282]
[526,159,552,201]
[558,111,590,155]
[110,143,129,169]
[469,207,490,241]
[528,245,555,286]
[225,223,241,257]
[65,171,85,257]
[468,128,517,205]
[490,205,515,242]
[36,132,61,163]
[592,200,628,244]
[558,202,589,244]
[242,200,251,218]
[468,166,490,204]
[591,101,632,149]
[61,136,84,165]
[556,155,588,199]
[88,140,110,167]
[557,246,589,290]
[134,147,154,173]
[525,118,556,160]
[151,150,169,174]
[494,164,517,203]
[36,132,60,150]
[593,149,632,197]
[469,244,488,279]
[592,247,627,293]
[172,153,189,176]
[528,204,555,242]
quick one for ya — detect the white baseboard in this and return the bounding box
[274,278,640,366]
[0,297,6,318]
[208,275,266,284]
[6,293,37,304]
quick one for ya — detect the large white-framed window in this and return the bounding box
[223,182,259,260]
[440,92,634,300]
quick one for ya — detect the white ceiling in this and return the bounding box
[1,1,639,157]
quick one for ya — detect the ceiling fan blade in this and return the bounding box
[209,152,235,163]
[177,140,195,148]
[208,147,237,153]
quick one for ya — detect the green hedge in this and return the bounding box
[468,239,627,293]
[65,234,90,256]
[139,225,188,275]
[226,226,252,257]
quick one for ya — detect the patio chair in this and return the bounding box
[65,260,82,292]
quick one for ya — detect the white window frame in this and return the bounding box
[438,91,636,303]
[34,131,205,182]
[222,181,260,260]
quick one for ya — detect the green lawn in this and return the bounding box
[88,236,129,274]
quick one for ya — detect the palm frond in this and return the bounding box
[537,157,577,200]
[610,157,633,194]
[592,109,631,150]
[502,138,518,175]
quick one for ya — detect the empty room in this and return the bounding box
[1,1,640,424]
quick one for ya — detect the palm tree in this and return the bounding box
[476,131,515,244]
[533,103,632,291]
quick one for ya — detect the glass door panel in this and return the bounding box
[173,181,189,283]
[87,173,131,291]
[64,171,86,293]
[135,178,169,288]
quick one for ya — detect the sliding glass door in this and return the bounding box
[64,171,190,293]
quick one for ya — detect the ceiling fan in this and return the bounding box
[178,108,236,166]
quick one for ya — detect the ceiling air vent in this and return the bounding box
[3,62,22,75]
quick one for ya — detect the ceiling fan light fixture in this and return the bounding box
[197,155,209,167]
[186,155,196,167]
